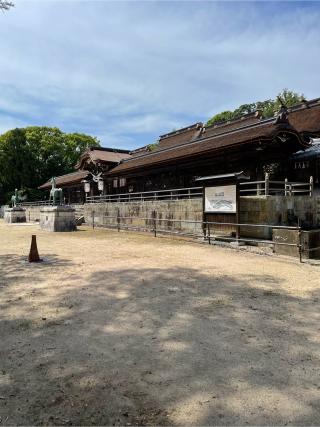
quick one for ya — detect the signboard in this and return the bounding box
[204,185,237,213]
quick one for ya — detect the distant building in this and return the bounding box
[287,140,320,189]
[38,147,131,203]
[108,98,320,192]
[39,97,320,201]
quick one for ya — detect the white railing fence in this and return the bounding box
[240,174,313,197]
[14,177,314,207]
[86,187,203,203]
[16,200,52,207]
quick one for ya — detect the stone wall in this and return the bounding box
[0,205,9,219]
[84,199,204,235]
[84,195,320,240]
[273,228,320,259]
[21,204,84,223]
[3,195,319,241]
[4,207,26,223]
[24,206,42,222]
[40,206,76,232]
[240,196,320,239]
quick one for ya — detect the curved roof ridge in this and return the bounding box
[119,116,279,164]
[159,122,203,140]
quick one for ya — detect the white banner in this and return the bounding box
[205,185,237,213]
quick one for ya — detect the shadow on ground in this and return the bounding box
[0,260,320,425]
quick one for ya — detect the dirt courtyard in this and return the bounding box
[0,220,320,426]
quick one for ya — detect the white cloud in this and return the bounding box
[0,1,319,148]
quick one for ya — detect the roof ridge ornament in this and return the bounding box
[273,97,289,125]
[90,172,103,183]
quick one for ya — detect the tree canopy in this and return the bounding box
[206,89,304,126]
[0,127,100,203]
[0,1,14,10]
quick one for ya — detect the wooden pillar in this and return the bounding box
[236,182,240,240]
[265,173,269,196]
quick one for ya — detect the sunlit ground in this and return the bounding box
[0,220,319,426]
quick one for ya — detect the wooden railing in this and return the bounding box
[17,200,52,207]
[86,187,203,203]
[240,174,313,196]
[15,177,314,207]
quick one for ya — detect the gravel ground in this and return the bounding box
[0,220,320,426]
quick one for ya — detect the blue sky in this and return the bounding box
[0,0,320,149]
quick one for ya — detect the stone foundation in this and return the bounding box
[273,228,320,259]
[84,199,203,235]
[40,206,76,232]
[21,204,84,223]
[240,195,320,239]
[4,207,26,223]
[83,195,320,239]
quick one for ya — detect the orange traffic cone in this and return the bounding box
[28,235,41,262]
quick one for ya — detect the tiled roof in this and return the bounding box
[130,145,151,157]
[89,150,131,163]
[288,99,320,135]
[108,99,320,176]
[157,123,203,150]
[109,120,304,176]
[203,111,262,138]
[39,170,89,189]
[290,140,320,160]
[76,147,131,169]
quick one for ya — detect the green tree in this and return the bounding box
[232,103,256,118]
[206,111,234,127]
[25,127,68,187]
[64,133,99,168]
[0,129,33,190]
[256,99,274,118]
[272,88,305,116]
[147,142,159,152]
[0,126,100,203]
[0,1,14,10]
[206,89,304,125]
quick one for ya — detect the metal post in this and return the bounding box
[208,223,211,245]
[284,178,288,196]
[265,172,269,196]
[153,210,157,237]
[257,180,261,196]
[310,176,313,197]
[117,207,120,232]
[236,183,240,241]
[202,217,206,241]
[298,218,302,263]
[92,211,95,230]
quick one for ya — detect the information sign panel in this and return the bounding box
[204,185,237,213]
